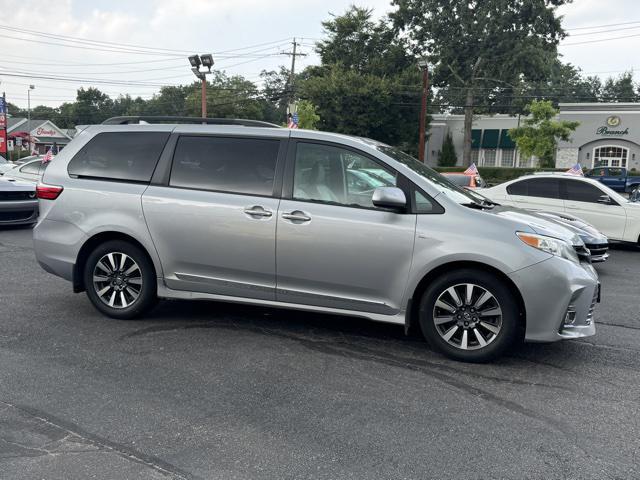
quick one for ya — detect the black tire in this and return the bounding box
[418,269,520,363]
[83,240,157,319]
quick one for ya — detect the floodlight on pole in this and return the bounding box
[188,54,214,119]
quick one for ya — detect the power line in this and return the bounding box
[565,20,640,31]
[562,32,640,46]
[568,24,640,37]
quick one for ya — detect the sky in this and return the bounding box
[0,0,639,110]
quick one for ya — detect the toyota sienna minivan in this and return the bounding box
[33,117,599,362]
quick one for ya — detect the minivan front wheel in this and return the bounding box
[419,269,519,362]
[83,240,157,319]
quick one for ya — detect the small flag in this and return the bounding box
[565,163,583,176]
[42,147,54,163]
[287,112,299,129]
[463,163,479,175]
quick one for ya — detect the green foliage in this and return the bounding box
[296,100,320,130]
[438,133,457,166]
[509,100,579,168]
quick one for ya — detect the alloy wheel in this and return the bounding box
[92,252,143,309]
[432,283,503,351]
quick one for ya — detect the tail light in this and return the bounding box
[36,184,64,200]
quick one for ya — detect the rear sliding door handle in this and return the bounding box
[244,206,272,218]
[282,211,311,222]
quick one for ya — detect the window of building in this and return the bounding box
[471,150,480,164]
[593,145,628,168]
[293,142,397,209]
[170,136,280,196]
[501,149,515,167]
[68,132,170,182]
[482,149,497,166]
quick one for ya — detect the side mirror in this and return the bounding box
[630,187,640,203]
[597,194,613,205]
[372,187,407,209]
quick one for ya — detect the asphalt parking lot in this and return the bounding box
[1,226,639,480]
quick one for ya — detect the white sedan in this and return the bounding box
[482,173,640,244]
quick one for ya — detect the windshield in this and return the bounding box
[376,145,484,205]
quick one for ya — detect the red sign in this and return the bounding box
[0,113,6,128]
[35,127,57,136]
[0,129,7,155]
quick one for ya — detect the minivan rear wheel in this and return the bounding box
[83,240,157,319]
[418,269,519,362]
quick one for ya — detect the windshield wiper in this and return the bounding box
[461,202,493,210]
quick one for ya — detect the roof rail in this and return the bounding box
[102,116,281,128]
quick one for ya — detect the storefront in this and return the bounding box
[425,103,640,170]
[7,118,72,154]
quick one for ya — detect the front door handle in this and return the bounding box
[282,211,311,222]
[244,206,272,218]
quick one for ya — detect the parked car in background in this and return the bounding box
[3,158,49,183]
[0,155,16,175]
[0,176,38,226]
[442,172,487,189]
[585,167,640,193]
[482,173,640,244]
[34,117,600,363]
[535,211,609,262]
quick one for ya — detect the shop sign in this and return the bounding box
[35,127,58,136]
[597,117,629,136]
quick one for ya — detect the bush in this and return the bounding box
[435,166,569,185]
[438,133,457,167]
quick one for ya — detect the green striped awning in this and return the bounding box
[499,129,516,149]
[481,129,500,149]
[471,129,482,150]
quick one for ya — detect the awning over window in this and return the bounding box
[481,129,500,149]
[471,129,482,150]
[499,129,516,149]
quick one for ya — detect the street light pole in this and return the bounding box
[27,84,34,154]
[418,60,429,163]
[188,54,214,119]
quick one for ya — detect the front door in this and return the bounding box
[143,134,285,300]
[275,141,416,314]
[561,178,627,240]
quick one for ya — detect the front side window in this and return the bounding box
[170,136,280,196]
[68,132,169,182]
[563,180,606,203]
[293,142,397,208]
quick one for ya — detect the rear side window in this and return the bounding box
[21,161,48,174]
[563,180,605,203]
[68,132,169,182]
[507,178,560,199]
[170,136,280,196]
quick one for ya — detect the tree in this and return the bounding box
[438,133,457,166]
[301,5,423,154]
[296,100,320,129]
[392,0,570,165]
[509,100,579,168]
[601,72,638,102]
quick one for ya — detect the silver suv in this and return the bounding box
[33,117,599,362]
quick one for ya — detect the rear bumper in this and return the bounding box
[33,219,87,282]
[509,257,599,343]
[0,200,38,225]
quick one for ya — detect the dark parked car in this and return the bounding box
[0,177,38,226]
[585,167,640,193]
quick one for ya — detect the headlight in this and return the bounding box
[516,232,580,264]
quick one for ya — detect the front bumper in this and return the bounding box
[585,242,609,263]
[0,199,38,225]
[509,257,599,343]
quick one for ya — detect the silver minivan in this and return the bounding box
[33,117,599,362]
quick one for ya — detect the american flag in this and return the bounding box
[42,147,54,163]
[565,163,584,176]
[463,163,479,175]
[287,112,299,129]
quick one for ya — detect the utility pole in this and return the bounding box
[418,60,429,163]
[282,38,307,119]
[0,90,7,161]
